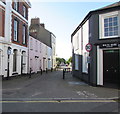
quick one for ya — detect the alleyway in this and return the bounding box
[2,70,119,112]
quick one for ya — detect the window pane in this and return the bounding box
[113,17,118,21]
[105,28,108,32]
[104,23,108,27]
[105,32,108,37]
[113,22,118,26]
[114,27,118,31]
[104,18,108,23]
[114,31,118,35]
[109,18,112,22]
[109,32,113,36]
[109,27,113,31]
[109,23,112,27]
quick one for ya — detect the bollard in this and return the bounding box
[51,68,53,72]
[63,69,65,79]
[46,68,47,73]
[29,68,32,78]
[41,69,42,75]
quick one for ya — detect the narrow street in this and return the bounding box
[2,70,119,112]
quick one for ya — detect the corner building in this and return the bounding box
[71,2,120,87]
[0,0,31,77]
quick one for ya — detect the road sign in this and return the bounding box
[85,43,92,52]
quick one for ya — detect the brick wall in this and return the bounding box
[0,6,5,37]
[11,14,28,47]
[12,2,28,20]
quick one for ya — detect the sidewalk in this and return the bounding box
[2,70,119,101]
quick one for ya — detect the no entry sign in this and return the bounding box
[85,43,92,52]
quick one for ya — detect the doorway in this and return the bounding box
[103,49,119,86]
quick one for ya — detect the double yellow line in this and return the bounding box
[1,99,119,103]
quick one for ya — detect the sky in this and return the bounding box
[29,0,119,60]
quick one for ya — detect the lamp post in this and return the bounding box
[7,47,11,80]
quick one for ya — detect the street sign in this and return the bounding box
[85,43,92,52]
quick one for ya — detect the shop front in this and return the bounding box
[97,43,119,86]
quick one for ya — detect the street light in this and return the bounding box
[7,47,12,80]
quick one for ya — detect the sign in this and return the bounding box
[85,43,92,52]
[99,43,120,48]
[87,56,91,63]
[7,49,11,55]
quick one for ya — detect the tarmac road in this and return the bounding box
[2,70,119,112]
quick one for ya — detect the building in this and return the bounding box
[51,33,56,69]
[0,0,31,78]
[29,35,52,73]
[29,18,56,70]
[71,2,120,86]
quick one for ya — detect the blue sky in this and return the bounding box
[29,1,119,60]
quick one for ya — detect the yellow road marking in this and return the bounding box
[1,99,118,103]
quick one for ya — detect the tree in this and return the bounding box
[66,57,72,65]
[56,57,66,66]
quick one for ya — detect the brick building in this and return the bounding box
[0,0,31,78]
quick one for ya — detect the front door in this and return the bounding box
[103,49,119,85]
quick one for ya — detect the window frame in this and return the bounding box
[13,19,19,42]
[13,1,19,12]
[23,5,26,18]
[99,11,119,39]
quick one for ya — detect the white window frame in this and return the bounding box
[23,5,26,18]
[82,52,88,73]
[99,11,120,39]
[14,20,18,41]
[22,25,26,44]
[14,1,18,11]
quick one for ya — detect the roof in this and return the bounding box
[71,1,120,40]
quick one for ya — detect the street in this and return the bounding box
[2,70,119,112]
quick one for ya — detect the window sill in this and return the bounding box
[100,36,119,39]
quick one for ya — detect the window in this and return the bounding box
[75,54,79,70]
[82,52,88,73]
[99,11,119,38]
[14,1,19,11]
[30,39,33,50]
[14,20,18,41]
[23,5,26,18]
[22,25,26,44]
[104,16,118,37]
[13,49,17,72]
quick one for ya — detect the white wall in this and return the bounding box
[51,34,56,68]
[82,20,89,73]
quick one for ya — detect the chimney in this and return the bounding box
[31,18,40,25]
[40,23,45,28]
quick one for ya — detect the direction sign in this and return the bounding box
[85,43,92,52]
